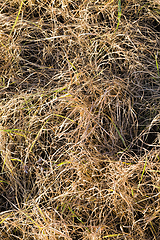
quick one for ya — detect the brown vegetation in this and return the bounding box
[0,0,160,239]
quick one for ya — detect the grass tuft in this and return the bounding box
[0,0,160,239]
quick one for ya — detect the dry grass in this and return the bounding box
[0,0,160,239]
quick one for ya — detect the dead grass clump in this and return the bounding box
[0,0,160,239]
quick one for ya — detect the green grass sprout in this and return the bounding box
[10,0,25,36]
[114,0,122,32]
[155,53,159,76]
[68,206,90,232]
[107,115,126,147]
[138,158,147,189]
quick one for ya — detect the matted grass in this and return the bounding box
[0,0,160,239]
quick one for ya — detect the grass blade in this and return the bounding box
[138,158,147,189]
[155,53,159,76]
[115,0,121,32]
[10,0,25,36]
[68,206,90,232]
[29,119,49,153]
[0,212,13,224]
[103,234,122,238]
[107,115,126,148]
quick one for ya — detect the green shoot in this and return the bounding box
[138,158,147,189]
[103,234,122,238]
[155,54,159,76]
[68,206,90,232]
[10,0,25,36]
[29,119,49,153]
[57,161,71,166]
[114,0,121,32]
[0,212,13,224]
[107,115,126,148]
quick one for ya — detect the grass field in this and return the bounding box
[0,0,160,239]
